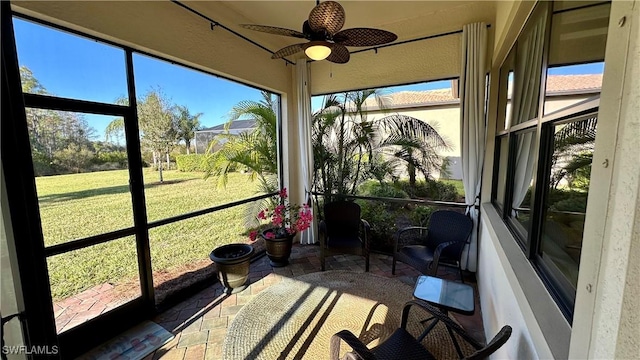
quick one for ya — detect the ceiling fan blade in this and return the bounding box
[241,24,306,39]
[271,43,305,59]
[308,1,345,35]
[334,28,398,47]
[326,43,350,64]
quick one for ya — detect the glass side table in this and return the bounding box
[412,275,475,357]
[413,275,475,315]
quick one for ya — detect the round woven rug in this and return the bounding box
[223,270,474,359]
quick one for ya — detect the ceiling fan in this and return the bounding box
[240,1,397,64]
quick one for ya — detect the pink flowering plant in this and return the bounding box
[249,188,313,241]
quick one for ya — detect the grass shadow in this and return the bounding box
[38,179,190,204]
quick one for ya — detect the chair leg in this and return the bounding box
[392,256,396,275]
[321,251,326,271]
[365,252,370,272]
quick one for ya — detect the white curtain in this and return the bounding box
[295,59,315,244]
[511,9,547,215]
[459,22,487,272]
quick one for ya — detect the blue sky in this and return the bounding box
[13,16,604,141]
[13,17,265,140]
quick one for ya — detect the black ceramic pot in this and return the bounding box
[261,229,295,267]
[209,243,254,294]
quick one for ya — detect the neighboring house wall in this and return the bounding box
[194,120,256,154]
[194,127,254,154]
[543,93,600,115]
[363,91,598,181]
[388,105,463,180]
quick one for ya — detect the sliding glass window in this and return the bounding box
[491,0,610,321]
[538,114,597,311]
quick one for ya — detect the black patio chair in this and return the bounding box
[392,210,473,281]
[330,299,512,360]
[319,200,370,272]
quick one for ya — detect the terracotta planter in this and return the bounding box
[209,243,254,294]
[261,229,295,267]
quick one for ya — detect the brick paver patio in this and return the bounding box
[54,282,138,333]
[69,243,483,358]
[140,243,485,360]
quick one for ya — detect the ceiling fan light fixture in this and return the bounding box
[243,1,397,64]
[305,41,332,61]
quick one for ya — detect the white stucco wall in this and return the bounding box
[478,206,566,359]
[573,1,640,358]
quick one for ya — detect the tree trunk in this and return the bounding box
[166,151,170,169]
[186,140,191,155]
[158,153,164,183]
[408,163,417,190]
[152,151,157,168]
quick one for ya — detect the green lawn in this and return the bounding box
[440,179,466,199]
[36,169,260,300]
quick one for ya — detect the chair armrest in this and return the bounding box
[464,325,512,360]
[393,227,428,253]
[330,330,377,360]
[319,220,327,247]
[360,219,370,231]
[360,219,371,250]
[430,240,459,275]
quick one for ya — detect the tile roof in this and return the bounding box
[364,74,602,109]
[200,119,256,132]
[544,74,603,93]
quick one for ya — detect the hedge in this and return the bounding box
[176,154,210,172]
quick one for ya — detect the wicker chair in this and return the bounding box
[330,299,512,360]
[393,210,473,281]
[319,201,370,272]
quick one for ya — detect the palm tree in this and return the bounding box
[377,114,450,189]
[174,105,202,154]
[312,90,388,201]
[204,91,278,188]
[550,116,597,189]
[312,89,450,200]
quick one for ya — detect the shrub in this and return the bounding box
[358,181,410,211]
[550,194,588,213]
[396,179,459,201]
[31,149,55,176]
[359,181,406,198]
[410,205,436,227]
[176,154,209,172]
[356,200,399,253]
[94,151,128,168]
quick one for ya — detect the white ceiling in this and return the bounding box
[189,1,497,59]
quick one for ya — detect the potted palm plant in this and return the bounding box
[249,188,313,267]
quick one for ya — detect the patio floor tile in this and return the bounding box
[75,243,483,359]
[177,331,209,348]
